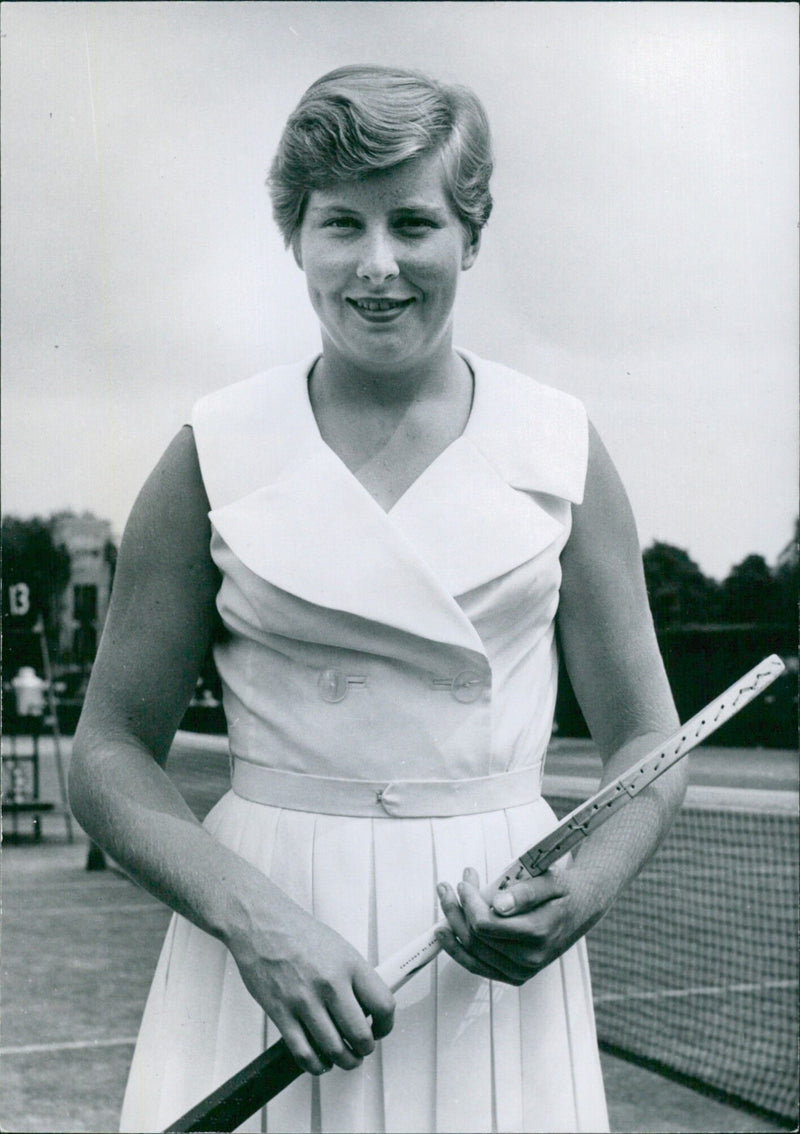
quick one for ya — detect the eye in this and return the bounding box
[395,216,438,235]
[322,216,359,230]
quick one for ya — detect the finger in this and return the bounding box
[328,993,376,1058]
[442,879,515,958]
[437,882,473,945]
[462,865,481,889]
[299,1004,363,1071]
[331,974,394,1056]
[460,890,561,946]
[457,876,493,930]
[456,879,559,967]
[457,877,525,942]
[490,870,568,917]
[435,925,525,986]
[276,1017,332,1076]
[441,883,540,978]
[353,968,395,1041]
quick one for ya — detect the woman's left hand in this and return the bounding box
[435,865,596,985]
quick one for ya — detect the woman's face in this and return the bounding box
[294,153,480,375]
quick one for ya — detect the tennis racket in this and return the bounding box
[166,654,785,1132]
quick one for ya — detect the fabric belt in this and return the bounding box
[231,758,542,818]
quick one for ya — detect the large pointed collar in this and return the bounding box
[457,349,587,505]
[192,351,587,509]
[194,352,587,654]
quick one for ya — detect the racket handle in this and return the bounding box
[376,918,446,992]
[377,876,500,992]
[165,1037,301,1131]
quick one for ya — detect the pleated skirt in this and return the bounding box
[119,791,609,1133]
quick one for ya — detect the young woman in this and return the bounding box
[69,65,686,1133]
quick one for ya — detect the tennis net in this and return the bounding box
[547,784,799,1127]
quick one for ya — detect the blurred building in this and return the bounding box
[51,514,114,667]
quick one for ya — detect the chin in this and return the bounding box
[358,344,423,371]
[339,332,421,368]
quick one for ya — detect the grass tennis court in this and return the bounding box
[2,734,796,1132]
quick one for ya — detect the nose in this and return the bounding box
[356,229,399,284]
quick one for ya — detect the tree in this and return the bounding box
[773,518,799,627]
[718,553,781,625]
[642,541,718,627]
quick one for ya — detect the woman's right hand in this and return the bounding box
[226,894,395,1076]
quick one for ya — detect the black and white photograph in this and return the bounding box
[2,4,797,1133]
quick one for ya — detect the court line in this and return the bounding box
[4,902,168,917]
[595,978,798,1004]
[1,1037,137,1056]
[2,876,133,892]
[5,984,795,1055]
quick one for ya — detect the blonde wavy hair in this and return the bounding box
[268,64,493,247]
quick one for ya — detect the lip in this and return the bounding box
[346,297,416,323]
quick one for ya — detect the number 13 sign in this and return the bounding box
[8,582,31,618]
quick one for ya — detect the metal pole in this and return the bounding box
[35,616,73,842]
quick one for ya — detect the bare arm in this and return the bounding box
[69,426,393,1071]
[70,426,237,924]
[548,420,686,915]
[438,421,687,980]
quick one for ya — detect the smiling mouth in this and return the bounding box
[347,297,415,314]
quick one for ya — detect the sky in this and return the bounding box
[2,1,797,581]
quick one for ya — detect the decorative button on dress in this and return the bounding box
[119,351,609,1134]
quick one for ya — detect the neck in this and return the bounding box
[315,330,463,410]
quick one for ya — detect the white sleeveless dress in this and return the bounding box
[119,350,609,1133]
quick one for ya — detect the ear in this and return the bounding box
[461,229,481,271]
[291,231,304,270]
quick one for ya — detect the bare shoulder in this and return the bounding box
[79,427,220,759]
[558,421,677,754]
[562,421,641,578]
[119,426,214,569]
